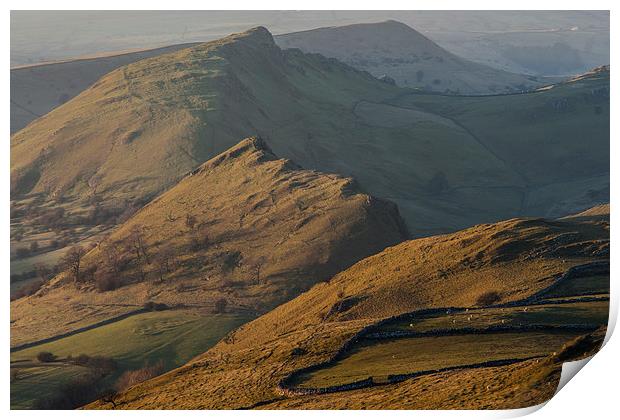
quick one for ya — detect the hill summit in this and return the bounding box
[10,136,408,347]
[275,20,548,94]
[11,26,609,238]
[10,25,397,220]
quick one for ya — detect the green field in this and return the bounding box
[10,214,111,296]
[10,246,67,295]
[541,275,609,299]
[292,270,609,391]
[10,363,90,409]
[381,300,609,333]
[295,330,584,389]
[10,309,251,409]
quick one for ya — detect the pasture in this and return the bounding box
[294,330,585,389]
[10,309,251,409]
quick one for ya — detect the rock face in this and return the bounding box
[275,20,549,94]
[10,136,409,347]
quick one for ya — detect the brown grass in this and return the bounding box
[10,137,407,347]
[115,361,165,392]
[85,212,608,409]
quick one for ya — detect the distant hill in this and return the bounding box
[86,210,608,409]
[10,18,604,133]
[11,27,609,237]
[562,202,609,221]
[10,43,200,133]
[10,137,408,347]
[275,20,553,94]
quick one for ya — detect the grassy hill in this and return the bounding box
[275,20,553,94]
[563,203,610,220]
[386,65,609,222]
[11,26,609,239]
[10,43,200,134]
[10,137,408,348]
[87,207,608,409]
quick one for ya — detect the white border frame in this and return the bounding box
[3,2,616,419]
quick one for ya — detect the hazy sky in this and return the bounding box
[11,10,609,69]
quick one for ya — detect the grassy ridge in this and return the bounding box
[10,137,408,348]
[11,28,608,237]
[275,20,550,94]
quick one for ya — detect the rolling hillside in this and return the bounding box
[86,206,609,409]
[10,19,610,412]
[385,64,610,225]
[275,20,552,94]
[11,26,609,239]
[10,137,408,348]
[10,19,555,135]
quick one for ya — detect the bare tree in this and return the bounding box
[29,241,39,253]
[100,390,118,409]
[253,256,267,285]
[222,251,241,273]
[154,246,176,282]
[88,174,102,196]
[61,246,86,282]
[476,291,502,307]
[114,360,165,392]
[188,225,210,251]
[37,351,57,362]
[95,269,121,292]
[214,297,228,314]
[34,263,52,283]
[100,240,123,272]
[95,241,125,291]
[128,225,150,264]
[185,213,197,230]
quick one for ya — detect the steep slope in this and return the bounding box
[88,211,608,409]
[11,26,398,203]
[11,27,609,237]
[11,43,200,133]
[10,137,408,347]
[275,20,550,94]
